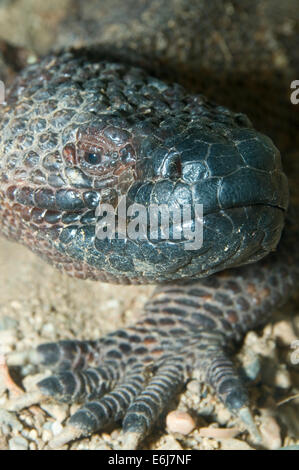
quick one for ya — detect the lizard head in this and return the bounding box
[0,52,289,283]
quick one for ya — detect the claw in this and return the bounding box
[49,424,85,449]
[238,406,261,443]
[121,431,141,450]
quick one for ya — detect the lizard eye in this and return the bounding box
[66,124,137,178]
[84,151,103,165]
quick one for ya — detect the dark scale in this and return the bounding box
[0,51,298,449]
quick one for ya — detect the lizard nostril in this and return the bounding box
[159,151,182,179]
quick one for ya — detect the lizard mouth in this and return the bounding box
[0,164,289,285]
[3,175,288,222]
[1,178,286,256]
[0,182,287,284]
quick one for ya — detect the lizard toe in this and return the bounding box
[37,362,122,403]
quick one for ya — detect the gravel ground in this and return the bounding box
[0,0,298,450]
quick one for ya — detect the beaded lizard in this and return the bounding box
[0,50,298,448]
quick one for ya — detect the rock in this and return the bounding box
[0,315,18,331]
[260,415,282,450]
[0,329,17,348]
[186,380,200,394]
[199,426,240,440]
[273,321,297,345]
[8,436,28,450]
[220,439,255,450]
[216,408,232,426]
[166,410,195,435]
[158,435,183,450]
[42,429,53,443]
[242,353,261,382]
[0,409,23,432]
[51,421,63,436]
[275,368,291,389]
[41,322,55,336]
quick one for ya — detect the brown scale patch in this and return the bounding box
[224,280,242,294]
[143,337,158,346]
[246,282,272,305]
[247,283,257,295]
[201,293,213,301]
[252,287,271,305]
[151,348,164,357]
[226,310,238,324]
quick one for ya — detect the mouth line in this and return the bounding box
[18,199,285,214]
[4,181,286,221]
[10,201,285,234]
[217,202,286,214]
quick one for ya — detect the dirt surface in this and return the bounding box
[0,0,298,450]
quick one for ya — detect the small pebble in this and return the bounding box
[9,436,28,450]
[110,429,120,439]
[2,424,10,435]
[0,316,18,331]
[0,409,23,432]
[216,407,232,426]
[242,354,261,382]
[10,301,22,311]
[244,331,275,357]
[275,368,291,389]
[43,421,53,431]
[0,330,17,347]
[42,429,53,443]
[41,403,68,422]
[199,426,239,440]
[199,437,220,450]
[260,415,282,450]
[105,299,120,309]
[41,323,55,336]
[28,429,38,441]
[158,435,183,450]
[273,321,297,345]
[220,439,254,450]
[51,421,63,436]
[166,410,195,435]
[19,411,35,427]
[186,380,200,394]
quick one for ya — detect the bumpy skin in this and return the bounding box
[0,51,298,446]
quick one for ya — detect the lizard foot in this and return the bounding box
[10,259,289,447]
[13,327,259,448]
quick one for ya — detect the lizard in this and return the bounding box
[0,48,298,449]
